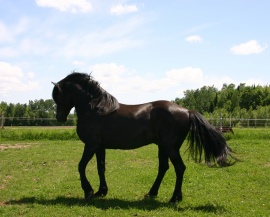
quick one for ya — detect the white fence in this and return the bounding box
[208,118,270,128]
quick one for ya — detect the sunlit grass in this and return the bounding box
[0,128,269,216]
[0,126,78,141]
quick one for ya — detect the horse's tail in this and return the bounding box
[187,110,233,167]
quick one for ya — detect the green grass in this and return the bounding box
[0,128,269,216]
[0,126,78,141]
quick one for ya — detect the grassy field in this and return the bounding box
[0,127,269,216]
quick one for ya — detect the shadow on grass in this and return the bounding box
[6,196,226,213]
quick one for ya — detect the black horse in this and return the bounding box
[52,72,233,203]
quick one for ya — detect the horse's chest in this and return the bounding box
[76,123,102,144]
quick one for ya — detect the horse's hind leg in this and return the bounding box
[169,150,186,203]
[145,145,169,198]
[94,147,108,197]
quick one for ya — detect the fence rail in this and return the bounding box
[0,117,75,127]
[208,118,270,128]
[1,116,270,128]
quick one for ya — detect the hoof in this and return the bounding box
[144,193,157,199]
[94,187,108,198]
[169,195,182,203]
[85,190,95,201]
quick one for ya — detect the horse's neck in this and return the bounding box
[71,82,118,117]
[72,87,92,116]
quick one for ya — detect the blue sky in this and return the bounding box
[0,0,269,104]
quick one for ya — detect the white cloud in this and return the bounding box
[58,17,145,58]
[0,18,29,43]
[61,35,142,59]
[27,72,36,79]
[62,63,269,103]
[0,62,39,96]
[35,0,92,13]
[0,4,147,60]
[0,22,10,42]
[0,18,34,58]
[90,63,203,94]
[20,38,49,55]
[230,40,267,55]
[185,35,202,43]
[91,63,128,76]
[0,47,18,58]
[0,14,146,60]
[72,60,85,67]
[91,63,130,86]
[0,39,48,58]
[165,67,203,83]
[72,60,84,65]
[110,4,138,15]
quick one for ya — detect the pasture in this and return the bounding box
[0,127,269,216]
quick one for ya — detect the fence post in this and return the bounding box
[255,119,257,128]
[1,112,4,129]
[220,113,223,129]
[239,112,242,128]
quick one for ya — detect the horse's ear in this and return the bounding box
[52,82,62,92]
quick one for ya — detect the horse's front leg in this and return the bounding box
[94,147,108,197]
[78,144,96,200]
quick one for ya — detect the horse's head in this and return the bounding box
[52,81,74,123]
[52,72,119,120]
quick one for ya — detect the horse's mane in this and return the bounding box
[64,72,119,115]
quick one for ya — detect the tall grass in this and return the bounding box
[0,127,79,141]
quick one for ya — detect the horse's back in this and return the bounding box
[77,100,190,149]
[150,100,190,122]
[118,100,189,122]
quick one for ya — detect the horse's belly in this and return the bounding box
[104,141,152,150]
[103,129,155,150]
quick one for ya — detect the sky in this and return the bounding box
[0,0,269,105]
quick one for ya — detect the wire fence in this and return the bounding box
[208,118,270,128]
[0,117,75,127]
[1,116,270,128]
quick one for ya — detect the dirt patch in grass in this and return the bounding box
[0,143,38,151]
[0,175,13,191]
[265,163,270,167]
[0,201,7,206]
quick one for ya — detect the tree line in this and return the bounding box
[1,83,270,127]
[0,99,76,126]
[175,83,270,126]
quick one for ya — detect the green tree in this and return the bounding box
[179,86,217,113]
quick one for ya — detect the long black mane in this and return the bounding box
[62,72,119,115]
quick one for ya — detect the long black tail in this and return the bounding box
[188,110,232,167]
